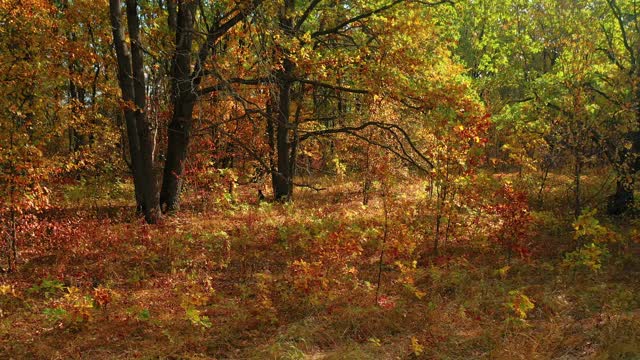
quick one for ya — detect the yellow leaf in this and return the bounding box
[414,289,427,299]
[411,336,424,356]
[0,285,14,296]
[496,265,511,279]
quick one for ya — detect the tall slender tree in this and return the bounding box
[109,0,161,223]
[161,1,261,211]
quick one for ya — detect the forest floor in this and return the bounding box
[1,175,639,359]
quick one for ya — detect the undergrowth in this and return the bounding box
[0,176,639,359]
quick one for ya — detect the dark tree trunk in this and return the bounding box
[604,3,640,215]
[160,2,196,212]
[273,70,294,201]
[64,1,88,153]
[109,0,146,213]
[271,0,295,201]
[608,132,640,215]
[126,0,161,223]
[609,179,634,215]
[110,0,160,223]
[266,97,278,195]
[166,0,177,31]
[608,132,640,214]
[68,80,87,152]
[160,2,256,211]
[161,102,195,211]
[111,0,259,219]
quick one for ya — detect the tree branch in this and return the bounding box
[312,0,405,38]
[293,182,326,191]
[198,77,271,95]
[295,0,322,32]
[311,0,452,38]
[299,121,434,169]
[607,0,637,69]
[296,78,369,94]
[191,1,263,85]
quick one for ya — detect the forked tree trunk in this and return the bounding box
[127,0,161,223]
[160,2,257,211]
[160,2,196,212]
[109,0,144,212]
[110,0,160,223]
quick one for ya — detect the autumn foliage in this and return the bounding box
[1,0,640,358]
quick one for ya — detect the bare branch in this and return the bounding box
[311,0,452,38]
[606,0,637,69]
[198,77,270,95]
[296,78,369,94]
[312,0,404,38]
[299,121,434,169]
[192,0,263,85]
[345,129,432,173]
[293,182,326,191]
[295,0,322,32]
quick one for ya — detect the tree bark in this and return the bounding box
[608,130,640,214]
[126,0,161,223]
[111,1,260,218]
[110,0,160,223]
[109,0,146,213]
[273,65,294,201]
[609,179,634,215]
[160,2,258,211]
[606,0,639,215]
[271,0,295,201]
[608,58,640,215]
[160,2,196,212]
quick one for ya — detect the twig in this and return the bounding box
[293,183,326,191]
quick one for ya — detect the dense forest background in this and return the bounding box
[1,0,639,358]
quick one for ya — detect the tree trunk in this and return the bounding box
[109,0,146,213]
[574,150,582,218]
[110,0,160,223]
[433,185,447,257]
[68,79,89,151]
[362,142,371,205]
[126,0,161,223]
[161,102,195,211]
[265,95,275,175]
[160,2,198,212]
[609,130,639,214]
[160,2,196,212]
[608,132,640,215]
[271,0,295,201]
[609,179,634,215]
[160,2,253,211]
[273,71,293,201]
[608,56,640,214]
[111,1,257,219]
